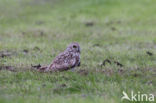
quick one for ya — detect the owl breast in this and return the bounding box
[48,51,80,71]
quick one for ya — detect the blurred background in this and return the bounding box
[0,0,156,67]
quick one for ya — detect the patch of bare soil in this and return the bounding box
[101,58,123,67]
[146,51,153,56]
[114,61,123,67]
[23,49,29,54]
[22,46,41,55]
[111,27,117,31]
[0,65,15,71]
[102,59,111,66]
[84,21,94,27]
[0,50,15,58]
[22,29,46,37]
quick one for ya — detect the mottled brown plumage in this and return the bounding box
[38,42,80,72]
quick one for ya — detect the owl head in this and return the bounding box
[66,42,81,53]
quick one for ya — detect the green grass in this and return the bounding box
[0,0,156,103]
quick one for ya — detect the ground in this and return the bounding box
[0,0,156,103]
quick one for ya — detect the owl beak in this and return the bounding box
[78,48,81,53]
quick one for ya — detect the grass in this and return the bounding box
[0,0,156,103]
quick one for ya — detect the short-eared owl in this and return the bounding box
[38,42,81,72]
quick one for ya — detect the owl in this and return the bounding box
[38,42,81,72]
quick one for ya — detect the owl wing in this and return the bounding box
[48,51,78,71]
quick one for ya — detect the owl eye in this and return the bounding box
[73,45,77,48]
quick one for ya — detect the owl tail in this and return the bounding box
[31,64,49,72]
[37,66,49,72]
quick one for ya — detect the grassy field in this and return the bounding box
[0,0,156,103]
